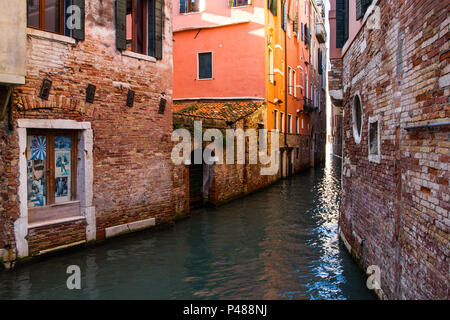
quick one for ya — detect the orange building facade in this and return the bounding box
[173,0,327,176]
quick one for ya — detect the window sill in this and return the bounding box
[28,216,85,230]
[26,28,76,45]
[180,11,202,15]
[368,154,381,164]
[121,50,156,63]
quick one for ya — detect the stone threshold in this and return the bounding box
[28,216,85,230]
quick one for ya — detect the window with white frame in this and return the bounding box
[280,112,285,133]
[288,67,293,95]
[368,115,381,163]
[296,116,299,134]
[293,69,297,97]
[198,52,212,79]
[268,47,274,83]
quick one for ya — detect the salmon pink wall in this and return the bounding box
[173,0,266,99]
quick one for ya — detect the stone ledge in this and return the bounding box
[121,50,157,63]
[28,216,86,230]
[27,27,76,45]
[105,217,156,239]
[17,119,91,130]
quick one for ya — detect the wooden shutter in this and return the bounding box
[228,0,234,8]
[356,0,363,20]
[180,0,186,13]
[270,0,277,16]
[155,0,164,60]
[72,0,85,40]
[115,0,127,51]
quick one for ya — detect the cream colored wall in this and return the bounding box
[0,1,26,85]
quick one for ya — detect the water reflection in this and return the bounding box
[0,156,375,300]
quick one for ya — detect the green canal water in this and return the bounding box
[0,155,375,300]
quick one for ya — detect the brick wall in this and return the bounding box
[0,0,184,257]
[27,219,86,256]
[338,0,449,299]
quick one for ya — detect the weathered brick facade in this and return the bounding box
[335,0,449,299]
[0,0,185,264]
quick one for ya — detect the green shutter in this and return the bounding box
[270,0,277,16]
[115,0,127,51]
[72,0,85,40]
[155,0,164,60]
[228,0,234,8]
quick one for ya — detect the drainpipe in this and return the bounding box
[284,10,288,150]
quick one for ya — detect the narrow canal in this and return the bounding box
[0,155,375,300]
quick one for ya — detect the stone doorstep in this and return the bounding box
[105,217,156,239]
[28,216,86,230]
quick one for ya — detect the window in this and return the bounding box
[274,109,278,131]
[352,94,363,144]
[296,116,299,134]
[302,118,304,129]
[280,112,285,132]
[198,52,213,79]
[180,0,200,13]
[126,0,157,56]
[288,114,292,133]
[293,69,297,97]
[336,0,349,48]
[27,130,77,210]
[288,67,293,95]
[305,74,308,99]
[27,0,67,35]
[268,47,274,83]
[232,0,250,7]
[368,115,381,163]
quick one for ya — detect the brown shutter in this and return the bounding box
[72,0,85,40]
[115,0,127,51]
[228,0,234,8]
[155,0,164,60]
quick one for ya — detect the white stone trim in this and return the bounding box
[26,28,76,45]
[121,50,157,63]
[28,216,85,229]
[105,218,156,239]
[15,119,95,258]
[368,114,382,164]
[352,92,363,145]
[17,119,91,130]
[0,74,25,86]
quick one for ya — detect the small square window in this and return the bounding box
[198,52,212,79]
